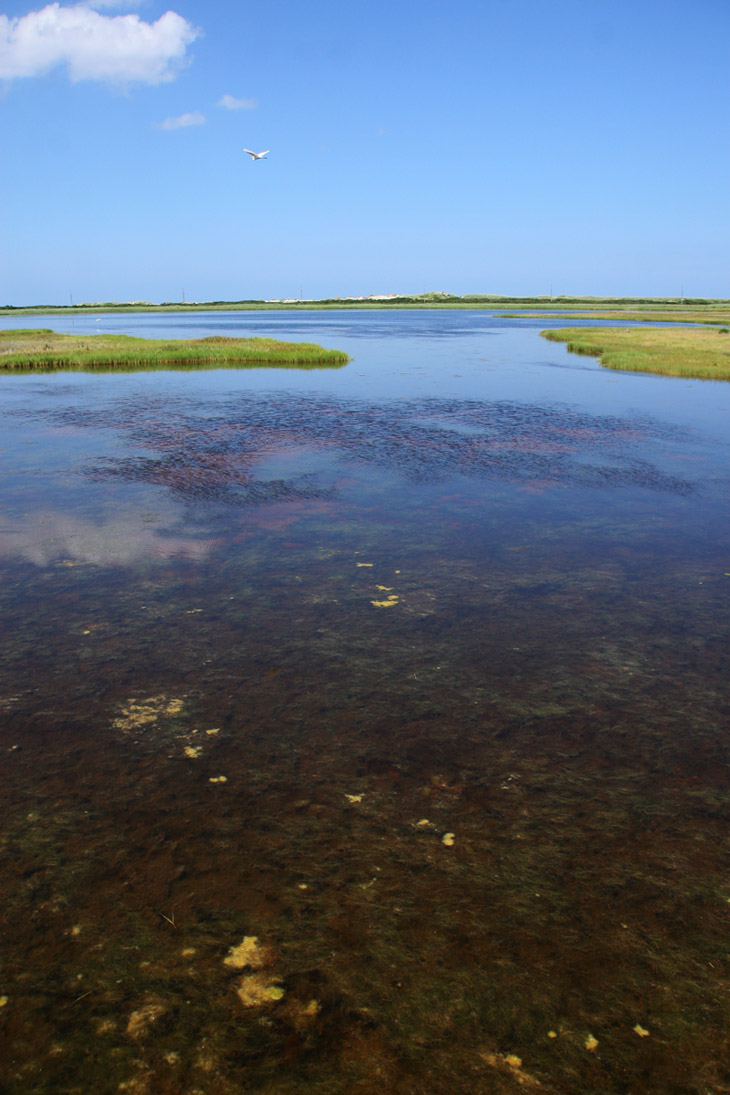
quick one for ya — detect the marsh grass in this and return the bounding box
[506,308,730,325]
[0,329,349,371]
[542,325,730,380]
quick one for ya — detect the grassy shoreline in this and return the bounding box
[542,326,730,380]
[505,309,730,325]
[0,329,349,371]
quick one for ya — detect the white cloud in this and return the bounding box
[217,92,256,111]
[156,109,205,129]
[0,3,199,85]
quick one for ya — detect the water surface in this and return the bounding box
[2,310,729,1094]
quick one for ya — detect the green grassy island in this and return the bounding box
[542,325,730,380]
[0,329,349,371]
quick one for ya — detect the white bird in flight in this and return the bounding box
[243,148,269,161]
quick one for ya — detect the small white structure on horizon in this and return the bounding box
[243,148,269,160]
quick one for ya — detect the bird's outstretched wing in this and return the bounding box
[243,148,256,158]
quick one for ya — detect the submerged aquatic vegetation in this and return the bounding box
[126,999,167,1038]
[2,309,730,1094]
[51,390,696,504]
[112,694,179,732]
[542,325,730,379]
[224,936,273,970]
[113,694,188,736]
[236,974,286,1007]
[0,329,349,370]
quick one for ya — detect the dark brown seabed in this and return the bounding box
[1,323,730,1094]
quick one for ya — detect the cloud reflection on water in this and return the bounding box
[0,392,699,572]
[0,505,219,567]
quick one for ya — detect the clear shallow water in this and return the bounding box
[1,311,730,1094]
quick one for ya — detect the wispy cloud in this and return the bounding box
[0,2,199,86]
[217,93,256,111]
[156,110,205,130]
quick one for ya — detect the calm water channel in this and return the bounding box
[1,310,729,1094]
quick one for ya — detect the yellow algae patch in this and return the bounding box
[209,775,228,783]
[184,746,202,759]
[206,728,220,735]
[236,973,285,1007]
[356,562,374,567]
[371,595,399,607]
[284,997,320,1030]
[633,1024,650,1037]
[480,1053,541,1089]
[345,793,363,804]
[442,832,455,847]
[114,699,163,731]
[114,694,185,733]
[126,1000,167,1038]
[181,948,196,958]
[224,936,273,971]
[547,1030,558,1039]
[376,585,394,591]
[585,1034,599,1052]
[0,996,8,1008]
[416,818,431,828]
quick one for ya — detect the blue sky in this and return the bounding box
[1,0,728,305]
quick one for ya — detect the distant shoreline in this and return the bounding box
[2,294,729,317]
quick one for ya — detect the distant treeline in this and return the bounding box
[2,294,728,314]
